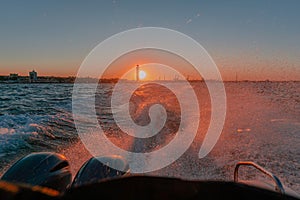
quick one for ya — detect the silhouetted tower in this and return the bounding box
[29,70,37,83]
[136,65,139,81]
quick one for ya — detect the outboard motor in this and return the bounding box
[1,152,72,193]
[72,155,130,187]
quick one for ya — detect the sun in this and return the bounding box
[139,70,146,80]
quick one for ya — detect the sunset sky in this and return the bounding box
[0,0,300,81]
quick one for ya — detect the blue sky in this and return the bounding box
[0,0,299,80]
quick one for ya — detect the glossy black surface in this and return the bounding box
[0,152,72,192]
[72,156,129,187]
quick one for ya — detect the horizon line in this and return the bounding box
[0,74,299,82]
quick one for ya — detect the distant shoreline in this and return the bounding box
[0,80,299,84]
[0,81,300,85]
[0,75,299,84]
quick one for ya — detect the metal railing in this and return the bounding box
[234,161,285,195]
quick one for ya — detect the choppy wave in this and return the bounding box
[0,82,299,193]
[0,84,77,170]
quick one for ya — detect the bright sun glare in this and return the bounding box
[139,70,146,80]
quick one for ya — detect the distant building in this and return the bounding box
[29,70,37,82]
[9,73,18,80]
[136,65,139,81]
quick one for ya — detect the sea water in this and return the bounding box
[0,82,299,192]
